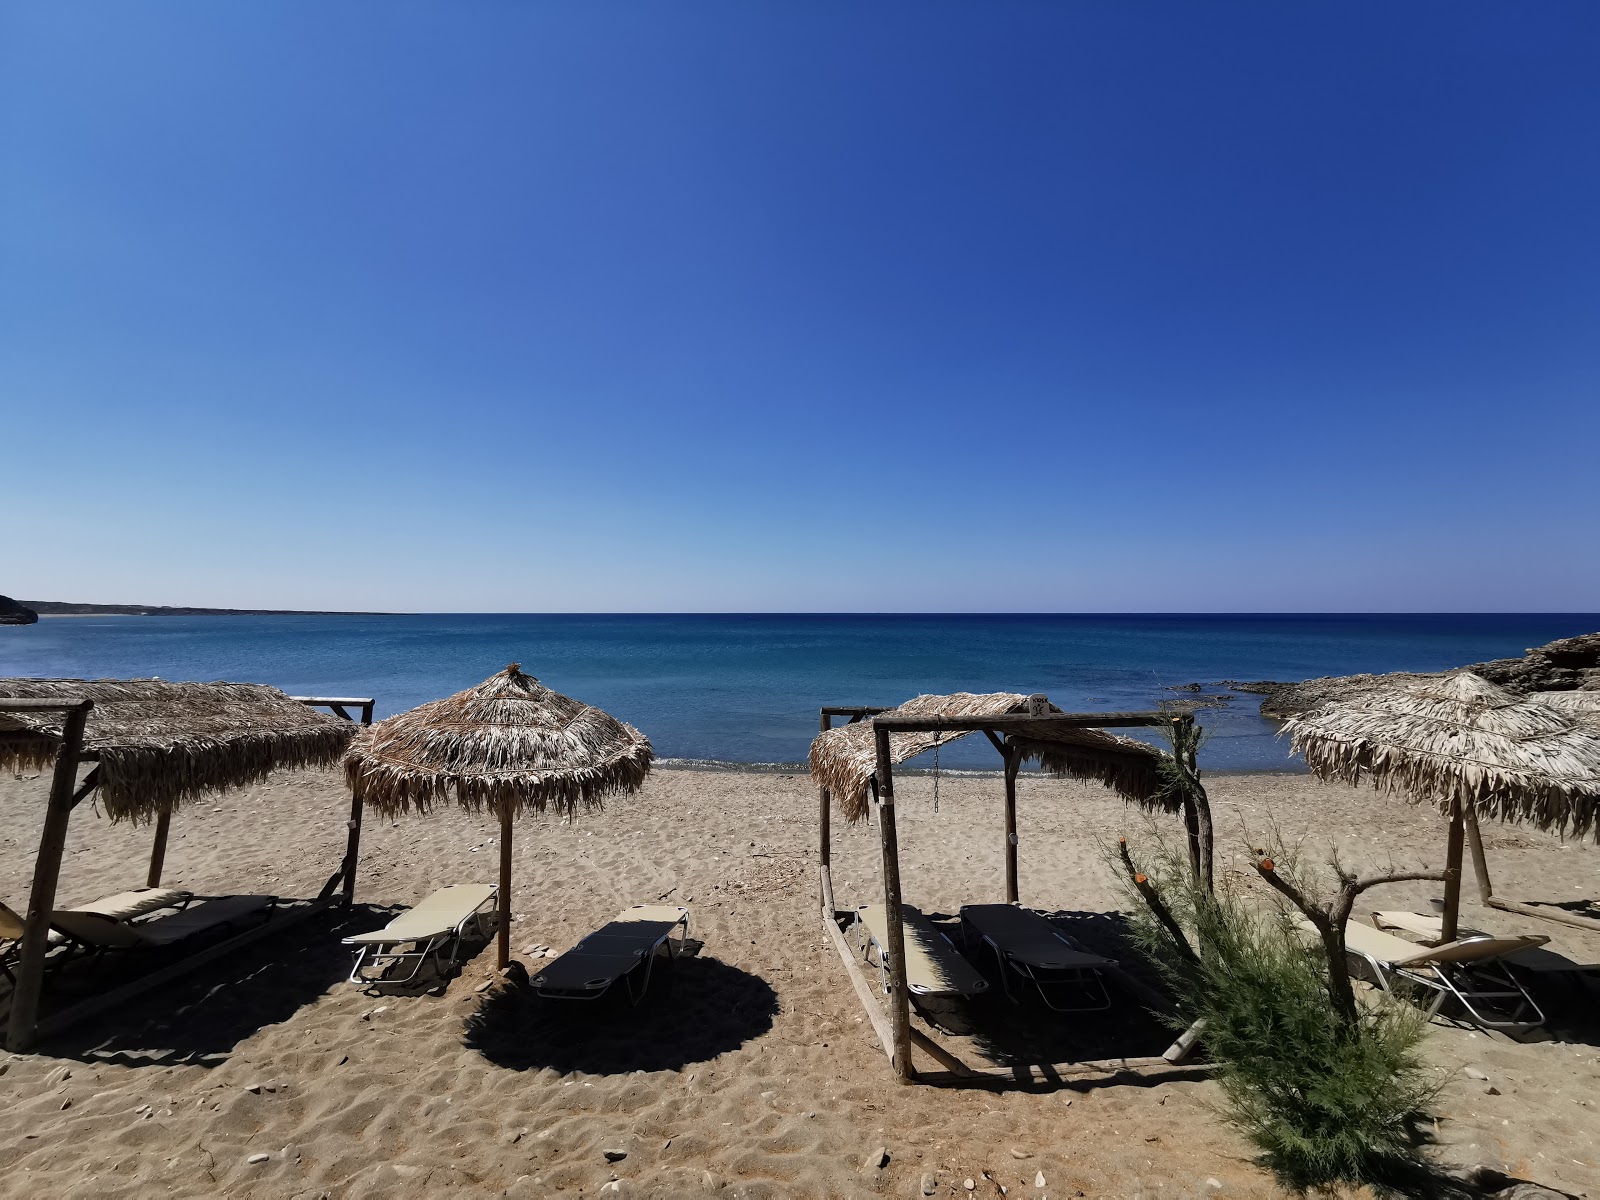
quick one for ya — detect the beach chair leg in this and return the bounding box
[1436,965,1544,1030]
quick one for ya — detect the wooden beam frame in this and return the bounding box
[1463,806,1600,935]
[815,696,1189,1088]
[2,692,375,1052]
[295,696,375,906]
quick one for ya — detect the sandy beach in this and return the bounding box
[2,764,1597,1199]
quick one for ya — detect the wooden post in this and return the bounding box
[341,702,373,906]
[1003,744,1020,904]
[874,724,915,1083]
[818,711,834,916]
[1463,806,1494,904]
[1440,801,1466,943]
[497,807,513,969]
[146,807,173,887]
[7,700,92,1053]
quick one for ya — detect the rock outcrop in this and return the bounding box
[1246,632,1600,721]
[0,595,38,625]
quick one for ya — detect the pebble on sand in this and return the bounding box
[862,1145,889,1172]
[1035,1170,1046,1188]
[603,1148,628,1163]
[247,1153,270,1165]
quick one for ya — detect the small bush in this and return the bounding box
[1120,840,1440,1192]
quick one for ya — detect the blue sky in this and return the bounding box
[4,3,1597,612]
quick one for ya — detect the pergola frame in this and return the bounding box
[816,696,1206,1086]
[2,693,372,1052]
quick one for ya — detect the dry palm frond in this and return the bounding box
[1284,671,1600,840]
[343,663,653,820]
[0,677,355,822]
[1532,689,1600,732]
[808,692,1168,823]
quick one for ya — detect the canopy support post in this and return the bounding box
[819,711,835,916]
[1440,801,1466,943]
[1464,805,1494,904]
[146,807,173,887]
[7,700,92,1053]
[874,724,915,1083]
[497,807,513,969]
[1003,744,1020,904]
[340,702,373,906]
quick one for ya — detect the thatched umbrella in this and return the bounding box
[1283,671,1600,940]
[342,664,653,967]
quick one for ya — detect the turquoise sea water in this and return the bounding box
[2,614,1594,773]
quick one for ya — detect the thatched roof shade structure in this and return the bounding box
[344,664,653,818]
[809,691,1198,1085]
[0,678,357,822]
[1284,672,1600,839]
[343,664,653,967]
[1282,670,1600,940]
[1533,689,1600,732]
[1,679,371,1053]
[809,692,1170,824]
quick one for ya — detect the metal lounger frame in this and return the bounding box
[961,921,1112,1013]
[1348,939,1546,1032]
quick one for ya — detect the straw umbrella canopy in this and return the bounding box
[1282,670,1600,939]
[343,664,653,966]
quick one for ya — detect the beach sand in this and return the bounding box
[1,765,1597,1198]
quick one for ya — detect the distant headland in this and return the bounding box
[16,600,398,617]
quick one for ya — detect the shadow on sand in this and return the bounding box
[464,949,779,1075]
[35,902,397,1068]
[911,908,1178,1073]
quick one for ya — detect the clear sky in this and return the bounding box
[4,3,1597,613]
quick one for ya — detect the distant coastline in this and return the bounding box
[22,601,398,617]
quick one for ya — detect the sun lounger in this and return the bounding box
[2,888,193,978]
[853,903,989,998]
[342,883,498,984]
[1338,920,1549,1031]
[960,903,1116,1011]
[48,895,275,951]
[531,905,689,1004]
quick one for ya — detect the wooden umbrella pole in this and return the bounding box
[1464,805,1494,904]
[1003,745,1020,904]
[7,701,92,1052]
[498,807,513,969]
[1440,801,1466,943]
[146,807,173,887]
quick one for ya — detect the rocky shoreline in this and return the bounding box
[1185,631,1600,721]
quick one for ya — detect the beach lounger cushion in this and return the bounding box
[343,884,498,984]
[854,903,989,998]
[960,904,1114,970]
[345,884,499,946]
[960,903,1114,1010]
[71,887,192,921]
[532,904,689,1003]
[2,889,195,968]
[50,895,275,949]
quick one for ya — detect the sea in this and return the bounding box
[2,614,1594,774]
